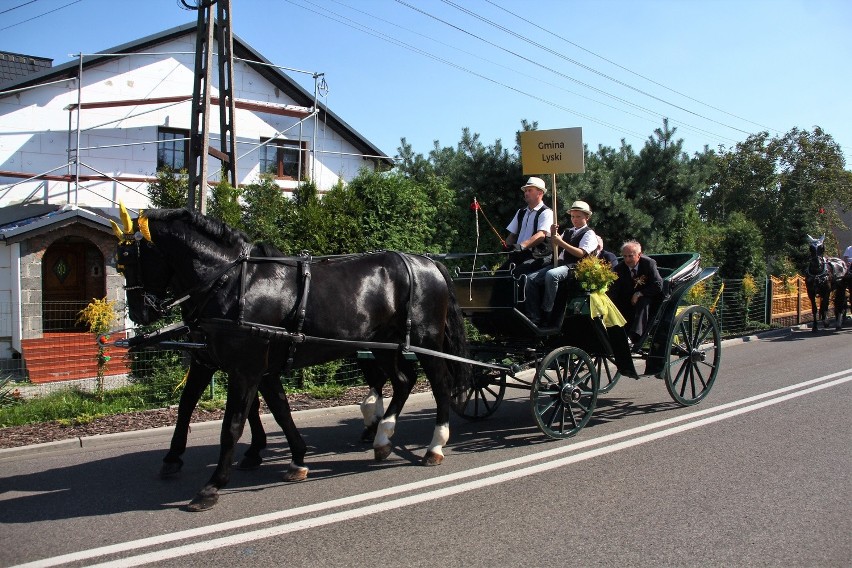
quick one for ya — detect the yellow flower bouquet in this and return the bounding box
[575,256,617,293]
[574,256,626,328]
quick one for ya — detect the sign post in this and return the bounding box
[519,127,585,265]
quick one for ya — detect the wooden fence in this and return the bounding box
[768,274,840,325]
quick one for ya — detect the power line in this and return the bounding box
[394,0,738,146]
[325,0,671,134]
[0,0,39,16]
[284,0,648,142]
[0,0,82,32]
[436,0,751,139]
[483,0,781,137]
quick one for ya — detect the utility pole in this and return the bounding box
[183,0,237,214]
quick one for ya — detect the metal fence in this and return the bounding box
[0,276,829,401]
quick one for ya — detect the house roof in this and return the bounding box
[0,204,114,243]
[0,51,52,87]
[0,23,393,168]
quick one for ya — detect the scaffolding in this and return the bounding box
[0,22,391,212]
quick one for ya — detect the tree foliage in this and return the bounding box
[140,122,850,283]
[147,167,189,209]
[700,127,852,269]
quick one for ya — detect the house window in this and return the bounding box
[260,138,307,180]
[157,128,189,170]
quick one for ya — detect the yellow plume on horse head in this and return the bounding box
[110,202,152,242]
[110,201,134,241]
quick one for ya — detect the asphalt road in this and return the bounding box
[1,327,850,567]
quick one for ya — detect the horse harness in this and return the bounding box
[120,246,466,373]
[806,254,846,288]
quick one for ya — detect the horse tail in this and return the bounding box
[435,261,473,397]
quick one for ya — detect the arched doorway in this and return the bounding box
[42,237,106,331]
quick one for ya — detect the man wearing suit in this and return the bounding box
[608,240,663,347]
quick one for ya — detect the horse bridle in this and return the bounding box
[116,233,176,318]
[120,232,256,323]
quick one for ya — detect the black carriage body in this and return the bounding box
[455,252,712,365]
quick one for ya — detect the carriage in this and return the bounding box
[108,206,721,510]
[447,252,721,439]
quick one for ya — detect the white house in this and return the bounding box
[0,23,393,383]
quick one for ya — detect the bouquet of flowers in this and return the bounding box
[575,256,618,293]
[574,256,625,328]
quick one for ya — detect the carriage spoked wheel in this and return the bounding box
[664,305,721,406]
[592,353,622,394]
[531,346,599,439]
[451,358,507,420]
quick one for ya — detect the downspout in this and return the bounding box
[11,242,22,352]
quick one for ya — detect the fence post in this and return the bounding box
[796,277,802,325]
[764,276,771,325]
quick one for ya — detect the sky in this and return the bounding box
[1,0,850,166]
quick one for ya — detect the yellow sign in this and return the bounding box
[520,128,584,174]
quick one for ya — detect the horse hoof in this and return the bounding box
[160,460,183,478]
[235,454,263,470]
[374,444,393,461]
[282,463,309,482]
[422,451,444,466]
[186,493,218,512]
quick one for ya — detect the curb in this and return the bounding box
[720,324,808,347]
[0,392,437,460]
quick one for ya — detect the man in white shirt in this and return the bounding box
[503,176,553,276]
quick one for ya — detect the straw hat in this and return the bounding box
[520,177,546,193]
[570,200,592,215]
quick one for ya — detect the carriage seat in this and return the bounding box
[648,253,701,298]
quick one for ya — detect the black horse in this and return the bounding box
[112,206,470,511]
[804,234,847,332]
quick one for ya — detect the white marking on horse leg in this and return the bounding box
[373,393,385,421]
[426,423,450,457]
[374,416,397,448]
[282,461,309,482]
[360,388,379,426]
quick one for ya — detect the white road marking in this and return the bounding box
[12,371,852,568]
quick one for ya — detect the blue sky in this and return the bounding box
[2,0,850,165]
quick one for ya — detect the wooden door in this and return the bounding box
[42,241,105,331]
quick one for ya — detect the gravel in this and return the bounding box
[0,384,431,450]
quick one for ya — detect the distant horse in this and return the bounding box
[804,234,847,331]
[112,206,470,511]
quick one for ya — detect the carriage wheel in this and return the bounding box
[531,346,599,439]
[664,305,721,406]
[593,353,622,394]
[451,363,507,420]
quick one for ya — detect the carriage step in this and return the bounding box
[356,350,418,361]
